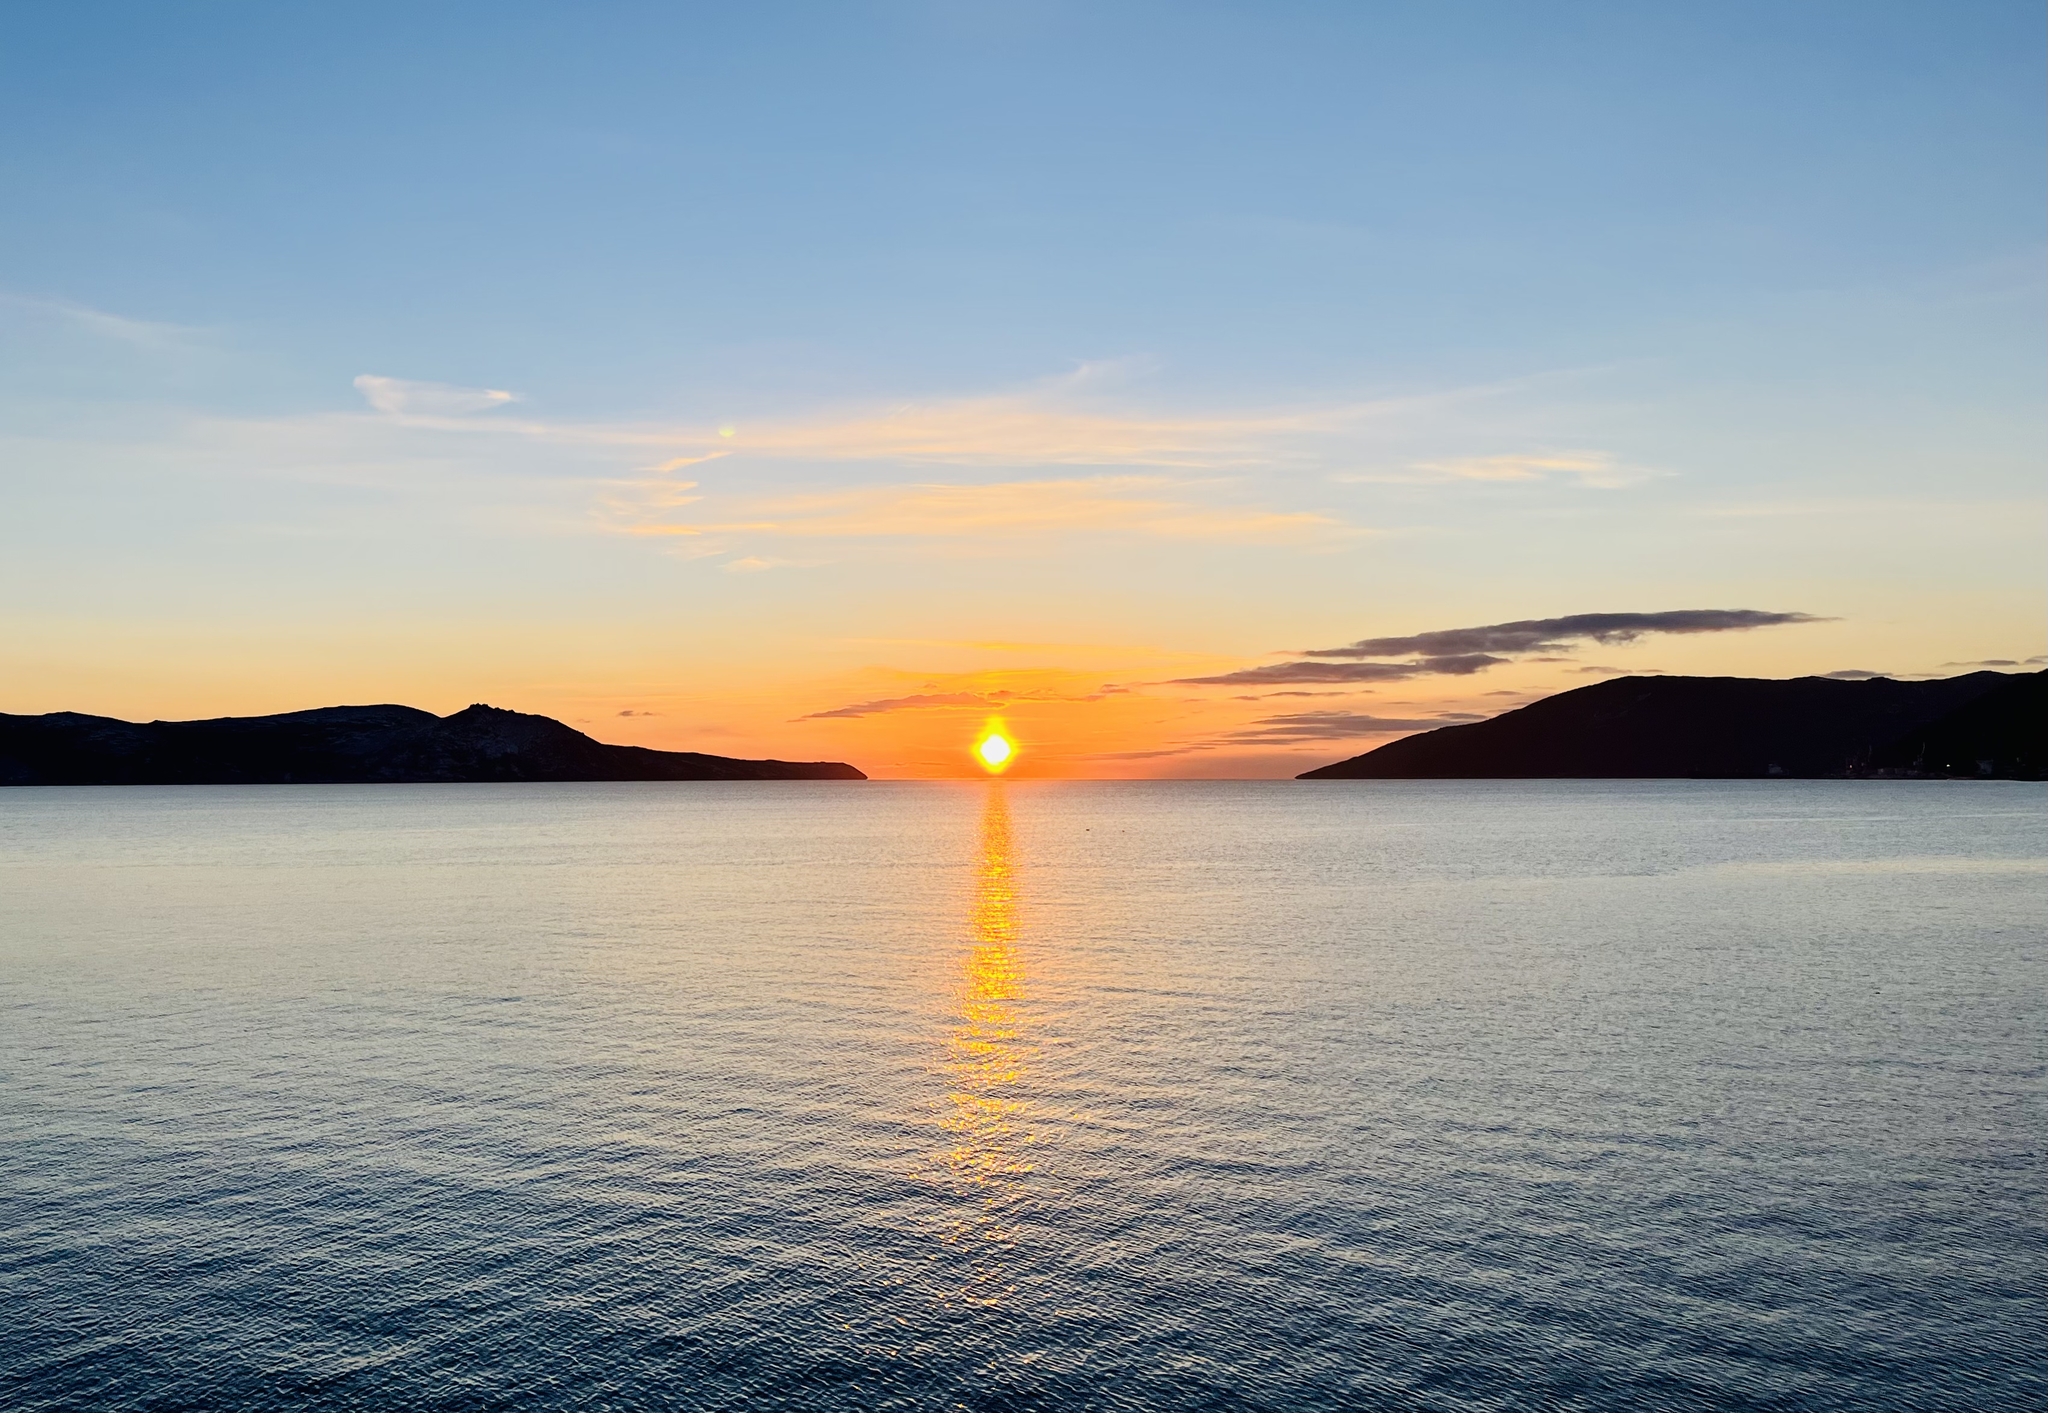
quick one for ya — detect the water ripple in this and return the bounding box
[1,779,2042,1409]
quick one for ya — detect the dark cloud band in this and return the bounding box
[1177,608,1819,687]
[1221,710,1483,743]
[1176,654,1505,686]
[1304,609,1821,659]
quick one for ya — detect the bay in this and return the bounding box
[2,780,2042,1410]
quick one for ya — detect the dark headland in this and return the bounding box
[0,703,866,785]
[1301,670,2045,780]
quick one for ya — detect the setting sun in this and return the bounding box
[974,726,1015,774]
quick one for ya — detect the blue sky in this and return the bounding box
[2,2,2041,774]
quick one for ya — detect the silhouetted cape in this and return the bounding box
[0,703,866,785]
[1300,670,2043,780]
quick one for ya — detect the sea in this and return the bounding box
[2,780,2042,1411]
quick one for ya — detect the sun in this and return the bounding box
[974,724,1016,774]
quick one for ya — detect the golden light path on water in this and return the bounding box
[928,784,1040,1303]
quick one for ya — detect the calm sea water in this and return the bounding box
[2,781,2042,1411]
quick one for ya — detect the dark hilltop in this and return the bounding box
[1301,670,2044,780]
[0,703,866,785]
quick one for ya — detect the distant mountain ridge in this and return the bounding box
[0,703,867,785]
[1300,671,2044,780]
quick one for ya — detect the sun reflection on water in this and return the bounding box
[925,783,1040,1298]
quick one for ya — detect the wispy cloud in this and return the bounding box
[1336,450,1655,489]
[355,374,518,417]
[1092,708,1487,758]
[350,364,1415,465]
[796,685,1115,720]
[614,363,1450,470]
[1,292,206,352]
[1234,689,1375,699]
[1219,710,1484,743]
[117,364,1678,572]
[301,365,1666,555]
[1083,745,1210,760]
[1178,609,1821,687]
[618,475,1343,546]
[310,363,1675,508]
[666,399,1314,469]
[1178,654,1508,686]
[1304,610,1823,659]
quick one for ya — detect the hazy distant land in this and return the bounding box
[0,703,866,785]
[1303,670,2045,781]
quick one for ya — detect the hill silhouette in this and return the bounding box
[1300,671,2043,780]
[0,703,866,785]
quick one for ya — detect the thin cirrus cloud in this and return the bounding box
[617,476,1343,546]
[342,368,1649,551]
[1183,654,1508,686]
[652,396,1321,469]
[353,365,1359,464]
[1089,707,1489,759]
[599,378,1381,548]
[2,291,207,352]
[619,383,1646,500]
[1085,746,1207,760]
[355,375,518,417]
[1334,451,1654,489]
[631,360,1447,469]
[798,691,994,720]
[1177,609,1823,686]
[1305,609,1823,658]
[1220,710,1485,743]
[341,369,1655,507]
[796,686,1117,720]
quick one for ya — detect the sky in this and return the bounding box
[1,1,2042,777]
